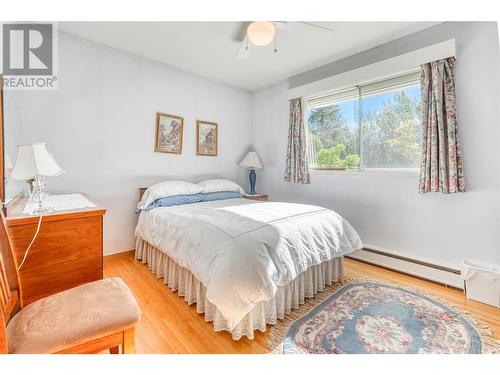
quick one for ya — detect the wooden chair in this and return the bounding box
[0,211,140,354]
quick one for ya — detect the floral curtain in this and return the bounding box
[284,98,310,184]
[419,57,465,193]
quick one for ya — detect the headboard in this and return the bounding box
[139,187,147,201]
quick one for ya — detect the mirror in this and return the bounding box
[1,75,25,212]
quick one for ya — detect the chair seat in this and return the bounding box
[6,277,140,354]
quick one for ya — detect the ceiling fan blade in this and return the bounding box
[298,22,333,31]
[236,36,253,58]
[233,21,252,42]
[272,21,332,32]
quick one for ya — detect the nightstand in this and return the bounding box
[243,194,268,202]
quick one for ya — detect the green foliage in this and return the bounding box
[307,104,360,169]
[316,145,360,169]
[361,91,421,168]
[308,106,347,149]
[342,154,362,169]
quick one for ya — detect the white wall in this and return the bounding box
[252,22,500,268]
[6,33,252,254]
[3,89,24,203]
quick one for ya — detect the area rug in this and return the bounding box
[268,280,499,354]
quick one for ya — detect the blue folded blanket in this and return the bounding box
[145,191,242,210]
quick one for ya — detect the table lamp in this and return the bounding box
[238,151,264,195]
[10,143,65,215]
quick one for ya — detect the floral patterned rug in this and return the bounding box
[268,280,499,354]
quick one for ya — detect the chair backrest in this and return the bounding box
[0,210,21,353]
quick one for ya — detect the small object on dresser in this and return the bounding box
[22,193,96,215]
[243,194,268,202]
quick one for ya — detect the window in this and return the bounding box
[306,72,422,171]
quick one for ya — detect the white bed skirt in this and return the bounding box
[135,238,344,340]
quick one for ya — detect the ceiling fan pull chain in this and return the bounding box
[274,31,278,53]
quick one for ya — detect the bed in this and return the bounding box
[135,181,362,340]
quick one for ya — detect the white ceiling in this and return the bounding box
[59,22,442,91]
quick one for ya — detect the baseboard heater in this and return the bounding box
[346,247,464,290]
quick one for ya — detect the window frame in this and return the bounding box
[305,71,421,175]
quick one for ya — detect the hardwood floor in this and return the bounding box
[103,251,500,354]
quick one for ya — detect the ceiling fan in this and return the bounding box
[235,21,333,58]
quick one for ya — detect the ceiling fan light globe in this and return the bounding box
[247,22,275,46]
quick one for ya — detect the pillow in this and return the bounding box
[138,180,203,210]
[198,179,244,195]
[201,191,242,202]
[145,193,203,210]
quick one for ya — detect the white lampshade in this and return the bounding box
[247,22,275,46]
[11,143,65,180]
[239,151,264,170]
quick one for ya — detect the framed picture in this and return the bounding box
[196,120,218,156]
[155,112,184,154]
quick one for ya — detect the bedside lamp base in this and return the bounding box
[27,176,55,215]
[248,170,257,195]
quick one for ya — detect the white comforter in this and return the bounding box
[135,198,362,330]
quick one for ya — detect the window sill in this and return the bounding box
[310,168,419,177]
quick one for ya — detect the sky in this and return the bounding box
[357,85,420,113]
[335,85,421,128]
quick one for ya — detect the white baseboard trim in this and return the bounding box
[347,246,464,290]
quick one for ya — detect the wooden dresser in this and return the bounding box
[5,195,106,306]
